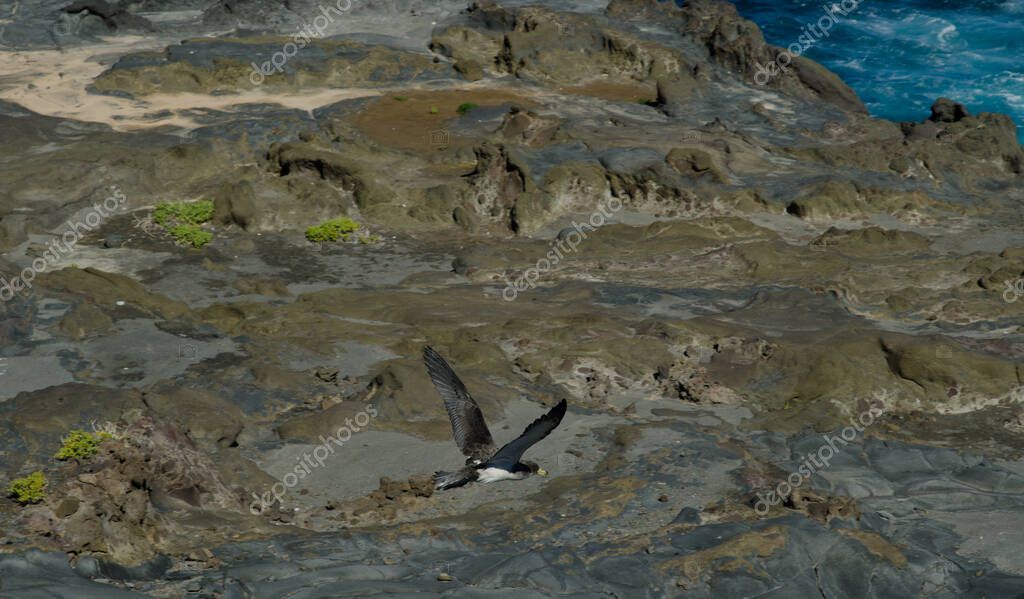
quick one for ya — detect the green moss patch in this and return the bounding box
[457,102,479,115]
[170,224,213,248]
[7,471,46,505]
[306,217,361,242]
[152,200,215,248]
[153,200,214,227]
[55,429,112,460]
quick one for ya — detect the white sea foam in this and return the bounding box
[733,0,1023,141]
[1000,0,1024,13]
[936,24,958,49]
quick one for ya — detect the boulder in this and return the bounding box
[212,180,257,230]
[665,147,728,183]
[929,97,969,123]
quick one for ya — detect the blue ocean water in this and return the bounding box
[731,0,1024,140]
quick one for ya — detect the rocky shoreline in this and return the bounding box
[1,0,1023,596]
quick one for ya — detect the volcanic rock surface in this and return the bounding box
[1,0,1023,596]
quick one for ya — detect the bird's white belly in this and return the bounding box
[477,467,525,483]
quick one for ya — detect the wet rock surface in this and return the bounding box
[1,0,1023,597]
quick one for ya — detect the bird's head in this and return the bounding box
[523,460,548,477]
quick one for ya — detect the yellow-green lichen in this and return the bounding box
[55,430,113,460]
[305,217,361,242]
[169,224,213,248]
[7,471,46,505]
[153,200,214,227]
[152,200,215,248]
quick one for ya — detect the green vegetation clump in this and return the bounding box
[456,102,479,115]
[393,95,409,102]
[152,200,215,248]
[7,471,46,505]
[306,217,361,242]
[429,106,439,114]
[54,430,113,460]
[153,200,214,227]
[170,224,213,248]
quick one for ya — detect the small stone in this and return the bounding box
[314,368,339,384]
[187,548,213,561]
[55,497,80,518]
[658,494,669,503]
[454,59,484,81]
[673,507,702,524]
[437,572,453,582]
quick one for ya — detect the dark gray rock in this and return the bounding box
[930,97,970,123]
[673,506,701,524]
[0,551,143,598]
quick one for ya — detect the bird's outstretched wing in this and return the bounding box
[488,399,567,469]
[423,346,496,462]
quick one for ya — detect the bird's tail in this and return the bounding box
[433,470,471,490]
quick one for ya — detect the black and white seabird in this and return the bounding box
[423,346,568,490]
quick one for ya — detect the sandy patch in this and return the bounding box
[0,38,383,131]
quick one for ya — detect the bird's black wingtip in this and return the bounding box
[549,398,568,420]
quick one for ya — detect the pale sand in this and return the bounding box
[0,37,383,131]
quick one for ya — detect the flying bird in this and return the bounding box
[423,346,567,490]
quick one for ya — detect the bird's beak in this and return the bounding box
[537,468,548,477]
